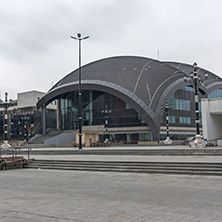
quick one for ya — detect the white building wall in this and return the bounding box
[17,90,56,110]
[201,98,222,141]
[0,90,57,112]
[18,91,45,109]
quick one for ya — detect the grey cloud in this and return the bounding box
[1,0,222,99]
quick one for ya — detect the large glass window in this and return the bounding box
[168,94,191,111]
[168,116,176,124]
[165,85,206,127]
[174,99,190,111]
[139,133,151,141]
[180,86,195,92]
[179,117,191,124]
[208,89,222,99]
[60,90,147,130]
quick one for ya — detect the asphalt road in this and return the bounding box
[1,169,222,222]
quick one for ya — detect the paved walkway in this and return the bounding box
[1,169,222,222]
[1,145,222,221]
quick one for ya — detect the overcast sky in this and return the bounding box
[1,0,222,99]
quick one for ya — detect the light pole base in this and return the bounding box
[104,138,109,143]
[164,136,173,144]
[1,141,11,149]
[190,134,207,148]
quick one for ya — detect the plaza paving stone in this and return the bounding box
[1,168,222,222]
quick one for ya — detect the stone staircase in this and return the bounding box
[26,159,222,176]
[16,148,222,156]
[29,130,64,144]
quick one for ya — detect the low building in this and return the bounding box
[0,90,57,141]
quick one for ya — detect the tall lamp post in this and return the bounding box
[71,33,89,149]
[184,62,208,148]
[162,100,173,144]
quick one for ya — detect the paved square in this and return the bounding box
[1,169,222,221]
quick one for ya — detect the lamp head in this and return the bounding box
[77,33,81,38]
[5,92,8,102]
[193,62,197,69]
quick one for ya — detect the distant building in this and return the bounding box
[37,56,222,144]
[201,98,222,145]
[0,90,57,140]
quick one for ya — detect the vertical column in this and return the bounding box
[71,33,89,149]
[4,110,8,141]
[193,64,200,135]
[163,100,172,144]
[42,105,46,136]
[105,106,109,141]
[102,105,111,142]
[165,101,169,138]
[78,37,82,150]
[24,116,27,142]
[89,90,93,125]
[56,99,61,130]
[4,92,8,141]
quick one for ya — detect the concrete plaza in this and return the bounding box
[1,145,222,221]
[1,167,222,222]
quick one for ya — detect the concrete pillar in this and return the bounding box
[56,99,61,130]
[42,105,46,136]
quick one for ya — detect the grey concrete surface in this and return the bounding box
[1,169,222,222]
[14,145,222,163]
[30,154,222,163]
[22,145,222,150]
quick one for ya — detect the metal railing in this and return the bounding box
[0,147,32,160]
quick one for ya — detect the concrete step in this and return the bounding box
[28,164,222,172]
[14,148,222,156]
[26,160,222,176]
[28,159,222,167]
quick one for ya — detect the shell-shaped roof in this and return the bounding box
[50,56,186,110]
[38,56,222,140]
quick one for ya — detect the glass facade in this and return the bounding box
[208,89,222,99]
[0,109,56,140]
[168,116,176,124]
[179,117,191,124]
[60,90,147,131]
[59,87,222,142]
[166,86,202,127]
[60,90,148,142]
[160,87,222,140]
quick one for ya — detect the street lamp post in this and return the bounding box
[0,92,14,148]
[184,62,208,148]
[162,100,173,144]
[23,116,29,142]
[71,33,89,149]
[101,105,112,142]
